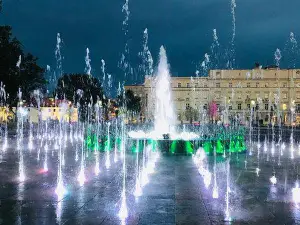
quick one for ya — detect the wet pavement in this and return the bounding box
[1,137,300,224]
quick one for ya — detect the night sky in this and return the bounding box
[1,0,300,87]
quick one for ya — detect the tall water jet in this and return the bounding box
[228,0,237,69]
[78,126,86,186]
[274,48,282,143]
[118,119,128,221]
[198,53,210,76]
[16,55,21,68]
[1,83,8,151]
[122,0,130,32]
[212,146,219,199]
[210,29,222,69]
[141,140,149,187]
[224,158,232,221]
[107,74,112,97]
[101,59,106,93]
[134,141,142,198]
[85,48,92,76]
[119,0,133,81]
[231,0,236,45]
[139,28,154,82]
[55,144,67,200]
[105,122,111,169]
[94,101,101,175]
[154,46,175,137]
[114,118,119,163]
[55,33,63,80]
[284,32,298,69]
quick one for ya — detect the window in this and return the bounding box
[229,105,233,110]
[297,104,300,112]
[237,92,242,99]
[265,83,269,87]
[265,104,269,110]
[247,83,250,88]
[283,83,287,88]
[203,104,207,110]
[229,83,232,88]
[256,82,259,88]
[178,83,181,88]
[297,92,300,99]
[195,83,198,87]
[265,115,269,122]
[204,83,208,88]
[255,105,259,110]
[186,98,190,101]
[216,83,220,88]
[264,93,269,99]
[247,104,251,110]
[187,83,190,88]
[238,104,242,110]
[186,103,190,109]
[53,109,56,112]
[146,94,148,106]
[216,71,221,78]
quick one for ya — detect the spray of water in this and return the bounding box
[284,32,299,69]
[16,55,21,68]
[122,0,130,33]
[154,46,175,136]
[55,33,63,78]
[231,0,236,44]
[139,28,154,81]
[85,48,92,76]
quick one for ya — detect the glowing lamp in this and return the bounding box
[283,104,287,110]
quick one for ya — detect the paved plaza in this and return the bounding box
[0,138,300,225]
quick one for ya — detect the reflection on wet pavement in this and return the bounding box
[1,137,300,225]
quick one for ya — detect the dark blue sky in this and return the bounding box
[1,0,300,86]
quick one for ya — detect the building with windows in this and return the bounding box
[125,67,300,125]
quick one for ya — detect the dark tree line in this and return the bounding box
[0,25,142,119]
[0,26,45,105]
[117,89,142,119]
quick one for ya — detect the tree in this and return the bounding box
[55,74,106,119]
[185,107,198,124]
[117,90,141,120]
[0,26,45,105]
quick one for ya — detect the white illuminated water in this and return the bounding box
[128,46,198,140]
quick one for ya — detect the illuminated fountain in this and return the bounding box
[127,46,246,156]
[128,46,198,141]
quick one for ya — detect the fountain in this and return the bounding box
[128,46,246,155]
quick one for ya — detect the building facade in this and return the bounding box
[125,68,300,125]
